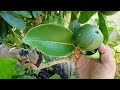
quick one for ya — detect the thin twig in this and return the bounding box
[38,58,70,70]
[24,57,70,70]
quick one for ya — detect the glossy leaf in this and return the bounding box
[22,23,75,57]
[0,58,17,79]
[32,11,42,18]
[49,74,61,79]
[98,12,108,44]
[78,11,97,24]
[0,12,26,29]
[12,11,32,18]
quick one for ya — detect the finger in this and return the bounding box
[98,43,108,54]
[98,44,114,64]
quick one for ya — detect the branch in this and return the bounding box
[24,57,70,70]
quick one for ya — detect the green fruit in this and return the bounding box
[100,11,118,16]
[75,24,104,51]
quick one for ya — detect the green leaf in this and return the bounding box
[13,64,27,75]
[49,74,61,79]
[69,19,80,35]
[55,17,65,27]
[17,75,36,79]
[98,12,109,44]
[47,66,54,71]
[12,11,32,18]
[22,23,75,57]
[107,27,114,36]
[78,11,97,24]
[49,15,55,23]
[0,20,8,39]
[0,58,17,79]
[33,70,40,76]
[69,12,80,35]
[0,12,26,29]
[32,11,42,18]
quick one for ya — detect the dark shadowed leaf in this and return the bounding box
[0,20,8,39]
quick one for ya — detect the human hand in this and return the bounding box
[72,44,116,79]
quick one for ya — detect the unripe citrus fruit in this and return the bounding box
[75,24,104,51]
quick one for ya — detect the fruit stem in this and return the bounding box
[80,50,101,60]
[86,50,100,60]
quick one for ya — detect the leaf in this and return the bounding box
[49,74,61,79]
[17,75,36,79]
[22,23,75,57]
[98,12,109,44]
[12,11,32,18]
[32,11,42,18]
[47,66,54,71]
[107,27,114,36]
[72,11,80,19]
[0,58,17,79]
[13,64,27,75]
[69,12,80,39]
[49,15,55,23]
[0,12,26,29]
[70,11,78,20]
[33,70,40,76]
[69,12,80,35]
[55,16,65,26]
[78,11,97,24]
[0,20,8,39]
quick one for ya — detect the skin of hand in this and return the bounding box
[72,44,116,79]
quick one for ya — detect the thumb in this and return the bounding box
[98,44,114,64]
